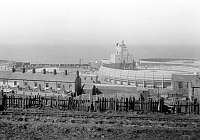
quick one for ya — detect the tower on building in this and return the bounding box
[110,41,134,67]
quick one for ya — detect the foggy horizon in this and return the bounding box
[0,0,200,64]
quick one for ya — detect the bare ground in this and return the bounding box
[0,109,200,140]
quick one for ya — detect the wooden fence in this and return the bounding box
[2,94,200,114]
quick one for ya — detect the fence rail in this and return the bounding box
[1,94,200,114]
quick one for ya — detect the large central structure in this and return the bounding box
[110,40,134,64]
[102,41,135,70]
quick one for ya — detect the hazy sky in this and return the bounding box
[0,0,200,63]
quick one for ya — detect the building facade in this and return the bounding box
[0,71,75,93]
[0,69,98,94]
[172,73,200,101]
[110,41,134,64]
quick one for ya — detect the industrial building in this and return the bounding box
[98,65,180,89]
[98,42,200,90]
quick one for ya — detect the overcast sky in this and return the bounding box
[0,0,200,63]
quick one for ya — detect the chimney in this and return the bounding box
[53,69,57,75]
[22,67,26,73]
[12,66,16,72]
[65,70,68,75]
[43,69,46,74]
[32,68,36,73]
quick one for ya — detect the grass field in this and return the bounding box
[0,109,200,140]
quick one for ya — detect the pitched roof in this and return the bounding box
[0,71,76,83]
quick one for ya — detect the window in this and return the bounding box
[57,83,61,89]
[45,83,49,88]
[34,82,37,87]
[24,82,28,86]
[84,77,86,80]
[178,82,183,89]
[14,81,17,86]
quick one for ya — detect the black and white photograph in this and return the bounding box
[0,0,200,139]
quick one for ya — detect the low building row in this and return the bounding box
[0,69,98,94]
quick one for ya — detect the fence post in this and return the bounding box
[103,98,105,112]
[28,96,31,108]
[194,99,197,114]
[105,98,107,111]
[96,97,99,112]
[102,97,104,112]
[99,98,101,112]
[132,97,135,111]
[57,96,59,110]
[125,98,128,112]
[7,96,10,108]
[50,97,53,108]
[23,96,25,109]
[102,97,105,112]
[116,98,118,112]
[38,95,40,108]
[26,96,28,108]
[140,97,144,112]
[67,97,70,110]
[159,97,164,113]
[116,98,119,112]
[20,97,22,108]
[11,95,13,108]
[177,101,180,114]
[109,98,111,111]
[119,97,122,111]
[105,97,107,111]
[185,100,188,114]
[106,98,109,111]
[114,98,116,111]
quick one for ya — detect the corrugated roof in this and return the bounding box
[0,71,76,83]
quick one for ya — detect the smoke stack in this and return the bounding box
[32,68,36,73]
[65,70,68,75]
[53,69,57,75]
[43,69,46,74]
[22,67,26,73]
[12,66,16,72]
